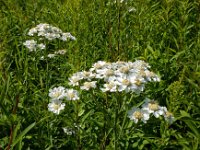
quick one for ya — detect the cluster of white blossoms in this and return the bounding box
[68,60,160,93]
[128,98,175,124]
[23,23,76,53]
[107,0,136,12]
[48,86,79,115]
[23,40,46,52]
[27,23,76,41]
[40,49,67,60]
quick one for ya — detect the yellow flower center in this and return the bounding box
[53,103,60,110]
[72,77,79,83]
[107,82,115,89]
[53,92,61,98]
[139,70,146,77]
[105,70,114,76]
[84,82,92,88]
[133,111,143,119]
[122,79,131,86]
[135,79,142,86]
[94,63,103,69]
[148,102,159,111]
[166,111,173,118]
[68,92,75,99]
[83,71,90,77]
[120,66,129,74]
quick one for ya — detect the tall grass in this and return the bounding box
[0,0,200,149]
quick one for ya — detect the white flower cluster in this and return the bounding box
[128,98,175,124]
[23,40,45,52]
[48,86,79,115]
[27,23,76,41]
[68,60,160,93]
[62,127,75,135]
[23,23,76,52]
[48,49,67,58]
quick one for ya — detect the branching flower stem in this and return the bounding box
[7,95,20,150]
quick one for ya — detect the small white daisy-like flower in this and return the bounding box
[80,81,97,91]
[63,127,75,135]
[61,32,76,41]
[47,53,56,58]
[95,67,114,79]
[49,86,66,100]
[40,56,44,60]
[128,7,136,12]
[128,107,150,123]
[117,78,132,92]
[117,65,132,75]
[54,49,67,55]
[48,99,65,115]
[133,60,150,70]
[101,81,118,92]
[142,98,165,118]
[163,107,175,124]
[28,28,38,36]
[144,70,160,82]
[23,40,37,52]
[65,89,79,100]
[79,71,95,80]
[68,72,83,86]
[37,43,46,50]
[90,61,108,71]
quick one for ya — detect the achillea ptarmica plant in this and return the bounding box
[68,60,160,93]
[23,23,76,58]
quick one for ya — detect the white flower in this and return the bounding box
[101,81,118,92]
[116,75,144,93]
[45,33,60,40]
[80,81,97,91]
[63,127,75,135]
[54,49,67,55]
[47,53,56,58]
[144,70,160,82]
[23,40,37,52]
[128,7,136,12]
[90,61,108,71]
[162,107,175,124]
[142,98,165,118]
[37,43,46,50]
[128,107,150,123]
[27,23,76,42]
[68,60,160,93]
[61,32,76,41]
[115,64,133,76]
[48,99,65,115]
[117,77,132,92]
[95,67,114,79]
[65,89,79,100]
[40,56,44,60]
[133,60,150,70]
[81,71,96,80]
[28,28,38,36]
[68,72,83,86]
[49,86,66,100]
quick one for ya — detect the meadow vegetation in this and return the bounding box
[0,0,200,149]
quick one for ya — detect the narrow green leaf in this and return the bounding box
[183,119,200,138]
[81,109,94,122]
[11,122,36,149]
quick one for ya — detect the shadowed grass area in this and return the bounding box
[0,0,200,149]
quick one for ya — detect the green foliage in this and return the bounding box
[0,0,200,149]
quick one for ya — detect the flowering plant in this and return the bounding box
[47,60,174,148]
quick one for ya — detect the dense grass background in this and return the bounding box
[0,0,200,149]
